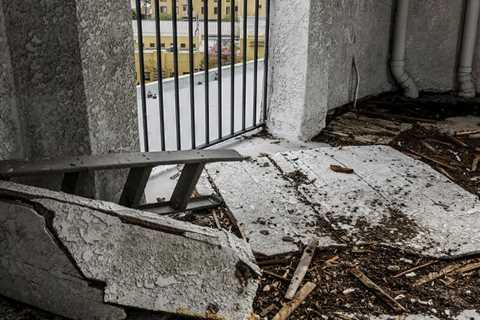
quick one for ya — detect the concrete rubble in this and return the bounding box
[207,145,480,258]
[0,181,259,320]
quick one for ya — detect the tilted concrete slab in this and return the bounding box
[208,146,480,258]
[206,156,340,257]
[0,181,259,320]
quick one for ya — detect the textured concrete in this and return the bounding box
[0,181,259,320]
[0,0,23,160]
[0,0,139,201]
[208,146,480,258]
[267,0,480,141]
[373,310,480,319]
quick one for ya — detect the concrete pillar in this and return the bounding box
[0,0,139,201]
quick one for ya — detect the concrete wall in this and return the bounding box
[268,0,480,141]
[0,0,139,201]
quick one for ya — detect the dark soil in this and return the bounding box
[254,245,480,320]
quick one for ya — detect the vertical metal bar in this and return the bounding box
[262,0,270,123]
[217,0,223,139]
[135,0,149,152]
[252,0,259,126]
[241,0,247,130]
[230,0,235,135]
[154,0,166,151]
[172,0,181,150]
[203,0,210,145]
[188,0,196,149]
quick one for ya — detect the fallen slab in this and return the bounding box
[208,146,480,258]
[206,156,340,256]
[0,181,259,320]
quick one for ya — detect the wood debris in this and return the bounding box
[472,156,480,172]
[350,268,407,313]
[455,129,480,137]
[393,261,437,278]
[330,165,354,174]
[272,282,316,320]
[413,263,463,287]
[285,239,317,299]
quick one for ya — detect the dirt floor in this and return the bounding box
[2,91,480,319]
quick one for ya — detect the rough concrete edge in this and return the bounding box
[0,180,260,275]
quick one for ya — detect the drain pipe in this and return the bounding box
[391,0,419,98]
[458,0,480,98]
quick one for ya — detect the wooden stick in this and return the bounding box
[407,150,457,170]
[393,261,437,278]
[285,239,317,299]
[455,129,480,137]
[455,261,480,275]
[272,282,316,320]
[413,263,462,287]
[350,268,407,313]
[262,270,289,282]
[445,135,469,148]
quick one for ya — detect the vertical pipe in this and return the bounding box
[172,0,181,150]
[217,0,223,139]
[262,0,270,123]
[188,0,196,148]
[252,0,259,125]
[230,0,236,135]
[458,0,480,98]
[204,0,210,144]
[154,0,166,151]
[135,0,149,152]
[241,0,248,130]
[390,0,419,99]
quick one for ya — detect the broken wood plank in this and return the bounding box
[413,263,463,287]
[393,261,437,278]
[330,165,354,174]
[350,268,407,313]
[285,239,317,299]
[272,282,316,320]
[455,261,480,275]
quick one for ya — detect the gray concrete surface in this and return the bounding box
[0,181,259,320]
[0,0,139,201]
[267,0,480,141]
[207,146,480,258]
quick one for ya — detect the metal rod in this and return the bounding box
[262,0,271,123]
[230,0,236,135]
[172,0,181,150]
[252,0,259,126]
[203,0,210,145]
[241,0,247,130]
[217,0,223,139]
[197,123,265,150]
[154,0,166,151]
[188,0,196,149]
[135,0,149,152]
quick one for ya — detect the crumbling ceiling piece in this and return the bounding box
[207,145,480,258]
[0,181,259,320]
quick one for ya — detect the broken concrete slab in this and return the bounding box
[0,181,259,320]
[206,156,340,257]
[208,145,480,258]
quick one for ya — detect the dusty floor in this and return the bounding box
[2,92,480,319]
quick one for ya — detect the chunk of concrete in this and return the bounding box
[206,156,340,257]
[0,181,259,320]
[208,146,480,258]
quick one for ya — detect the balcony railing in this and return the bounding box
[133,0,270,151]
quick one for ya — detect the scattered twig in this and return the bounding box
[330,164,354,174]
[407,149,457,170]
[413,263,463,287]
[472,156,480,172]
[262,270,289,282]
[285,239,317,299]
[437,167,456,181]
[455,261,480,275]
[259,304,278,317]
[358,111,436,124]
[421,141,436,153]
[272,282,317,320]
[350,268,407,313]
[455,129,480,137]
[310,256,340,272]
[393,261,437,278]
[212,211,222,230]
[445,135,468,148]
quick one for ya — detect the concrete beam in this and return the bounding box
[0,181,259,320]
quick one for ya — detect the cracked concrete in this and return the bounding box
[207,146,480,258]
[0,181,259,320]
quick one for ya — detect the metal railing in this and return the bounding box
[134,0,271,151]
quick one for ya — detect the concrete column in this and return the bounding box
[0,0,139,201]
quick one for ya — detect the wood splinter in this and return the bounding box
[330,164,354,174]
[272,282,316,320]
[350,268,407,313]
[285,239,317,300]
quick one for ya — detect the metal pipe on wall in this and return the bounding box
[458,0,480,98]
[391,0,419,98]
